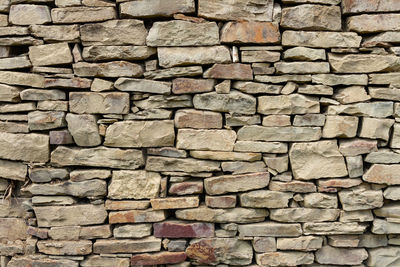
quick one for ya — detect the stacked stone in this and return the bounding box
[0,0,400,266]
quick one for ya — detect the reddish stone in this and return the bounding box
[318,178,362,189]
[131,252,186,266]
[49,130,74,145]
[204,64,253,81]
[154,221,214,238]
[175,109,222,129]
[44,77,92,88]
[172,78,215,94]
[169,181,204,195]
[221,21,280,44]
[27,226,48,239]
[205,195,236,208]
[108,209,167,224]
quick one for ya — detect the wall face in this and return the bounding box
[1,0,400,266]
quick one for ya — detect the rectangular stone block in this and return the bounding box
[69,92,129,114]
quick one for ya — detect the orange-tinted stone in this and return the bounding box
[131,252,186,266]
[154,221,214,238]
[204,64,253,81]
[221,21,280,44]
[108,209,167,224]
[172,78,215,94]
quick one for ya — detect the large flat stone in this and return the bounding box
[198,0,273,21]
[174,109,222,129]
[176,129,236,151]
[34,205,107,227]
[109,209,167,224]
[275,62,330,74]
[69,92,129,114]
[282,31,361,48]
[0,71,44,87]
[82,46,156,61]
[30,25,79,42]
[131,252,187,266]
[342,0,400,14]
[147,20,219,46]
[146,156,220,173]
[237,126,321,142]
[51,7,116,23]
[93,237,161,254]
[29,42,72,66]
[204,172,269,195]
[221,21,280,44]
[0,218,27,241]
[367,247,400,267]
[316,246,368,265]
[66,114,101,147]
[238,222,302,237]
[154,221,214,238]
[108,170,161,200]
[256,251,314,266]
[151,196,199,210]
[80,20,147,46]
[363,164,400,185]
[9,4,51,25]
[105,120,175,148]
[0,159,26,181]
[270,208,340,222]
[240,190,293,208]
[37,240,92,255]
[120,0,194,18]
[329,54,400,73]
[303,222,366,235]
[73,61,143,77]
[258,94,319,115]
[347,14,400,33]
[204,63,253,80]
[51,146,144,169]
[114,78,170,94]
[81,256,129,267]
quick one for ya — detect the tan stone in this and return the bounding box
[105,200,150,211]
[34,205,107,227]
[270,208,340,223]
[282,31,361,48]
[359,117,394,141]
[37,240,92,255]
[322,115,358,138]
[342,0,400,14]
[9,4,51,25]
[205,172,269,195]
[176,129,236,151]
[303,222,366,235]
[83,46,156,61]
[81,256,129,267]
[29,42,72,66]
[233,81,282,94]
[221,21,280,44]
[363,164,400,185]
[329,53,400,73]
[258,94,319,115]
[80,20,147,46]
[190,151,261,162]
[65,114,100,147]
[114,224,151,239]
[93,237,161,254]
[283,47,326,61]
[0,159,26,181]
[172,78,215,94]
[256,251,314,266]
[109,209,167,224]
[151,196,199,210]
[105,120,175,148]
[237,126,321,142]
[239,190,292,208]
[367,247,400,267]
[51,146,144,169]
[312,74,368,86]
[0,218,28,241]
[51,7,116,23]
[175,109,222,129]
[347,14,400,33]
[238,222,302,237]
[234,141,288,153]
[73,61,143,77]
[339,138,378,156]
[69,92,129,114]
[30,24,79,42]
[0,71,44,87]
[146,156,220,173]
[275,62,330,74]
[241,50,280,63]
[0,84,21,102]
[281,4,341,31]
[316,246,368,265]
[277,236,323,251]
[114,78,170,94]
[108,170,161,200]
[333,86,370,104]
[120,0,194,18]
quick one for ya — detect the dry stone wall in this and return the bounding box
[1,0,400,266]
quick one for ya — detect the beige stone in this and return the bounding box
[146,156,220,173]
[176,129,236,151]
[73,61,143,77]
[237,126,321,142]
[316,246,368,265]
[289,141,348,180]
[329,53,400,73]
[65,114,100,147]
[51,146,144,169]
[221,21,280,44]
[283,47,326,61]
[347,14,400,33]
[342,0,400,14]
[234,141,288,153]
[113,224,151,239]
[191,151,260,162]
[233,81,282,94]
[29,42,72,66]
[147,20,219,47]
[0,84,21,102]
[174,109,222,129]
[93,237,161,254]
[204,172,269,195]
[105,120,175,148]
[241,50,280,63]
[37,240,92,255]
[275,62,330,74]
[51,7,116,23]
[30,24,79,42]
[367,247,400,267]
[270,208,340,223]
[172,78,215,94]
[81,256,129,267]
[0,71,44,87]
[82,46,156,61]
[80,20,147,46]
[238,222,302,237]
[256,251,314,266]
[363,164,400,185]
[322,115,359,138]
[239,190,293,208]
[281,4,341,31]
[339,188,383,211]
[359,117,394,141]
[258,94,319,115]
[277,236,323,251]
[114,78,170,94]
[108,170,161,200]
[120,0,194,18]
[282,31,361,48]
[303,222,366,235]
[151,196,199,210]
[69,92,129,114]
[0,159,26,181]
[9,4,51,25]
[109,209,167,224]
[0,218,27,241]
[333,86,370,104]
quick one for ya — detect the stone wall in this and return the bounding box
[0,0,400,266]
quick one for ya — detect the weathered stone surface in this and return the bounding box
[241,50,280,63]
[29,168,68,183]
[191,151,260,162]
[275,62,330,74]
[169,181,203,195]
[34,204,107,227]
[303,222,366,235]
[154,221,214,238]
[176,205,267,223]
[281,5,341,31]
[315,246,368,265]
[238,126,321,142]
[93,237,161,254]
[30,24,79,42]
[26,179,106,197]
[234,141,287,153]
[360,117,394,141]
[277,236,323,251]
[0,159,26,181]
[322,115,359,138]
[69,92,129,114]
[105,120,174,148]
[204,63,252,80]
[175,109,222,129]
[172,78,215,94]
[198,0,273,21]
[151,196,199,210]
[258,94,319,115]
[333,86,370,104]
[367,247,400,267]
[329,53,400,73]
[289,140,347,180]
[83,46,155,61]
[29,42,72,66]
[238,222,302,237]
[81,20,146,46]
[0,84,21,102]
[37,240,92,255]
[9,4,51,25]
[347,14,400,33]
[44,77,92,89]
[282,30,361,48]
[66,114,100,147]
[343,0,400,14]
[176,129,236,151]
[8,257,79,267]
[158,46,231,68]
[233,81,281,94]
[0,132,49,163]
[51,7,116,23]
[364,164,400,185]
[0,71,44,87]
[147,20,219,47]
[131,252,187,266]
[108,170,161,200]
[193,91,256,115]
[312,74,368,86]
[148,147,187,159]
[221,21,280,44]
[205,195,236,208]
[239,190,293,208]
[384,186,400,200]
[284,47,325,61]
[146,156,220,173]
[339,138,378,156]
[114,78,170,94]
[73,61,143,78]
[256,251,314,266]
[329,101,394,118]
[339,188,383,211]
[51,146,144,169]
[134,95,192,109]
[0,218,27,241]
[120,0,194,18]
[20,89,65,101]
[372,219,400,234]
[81,256,129,267]
[109,209,167,224]
[270,208,339,223]
[28,111,65,130]
[114,224,152,239]
[0,55,31,70]
[205,172,269,195]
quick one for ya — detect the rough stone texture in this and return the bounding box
[69,92,129,114]
[258,94,319,115]
[9,4,51,25]
[176,129,236,151]
[221,21,280,44]
[120,0,195,18]
[66,113,101,147]
[282,31,362,48]
[29,42,72,66]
